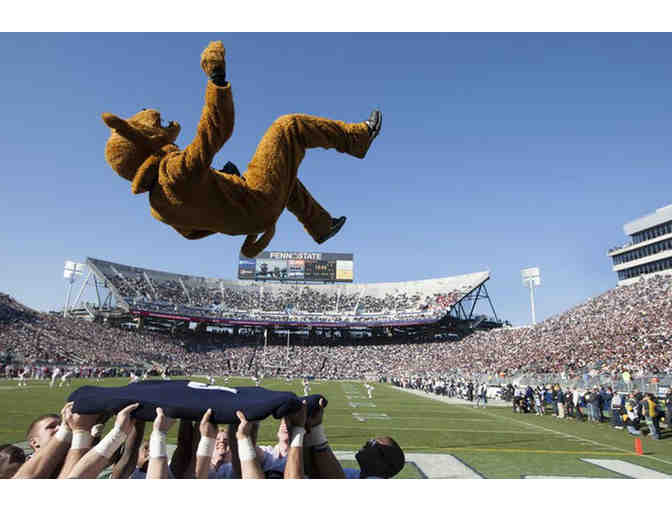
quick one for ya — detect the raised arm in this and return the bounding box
[67,403,139,479]
[195,408,217,479]
[235,411,264,479]
[305,398,345,479]
[58,407,102,478]
[109,420,146,479]
[182,41,235,172]
[14,403,73,479]
[147,407,176,479]
[283,402,307,479]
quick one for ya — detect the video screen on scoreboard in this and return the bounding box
[238,251,354,282]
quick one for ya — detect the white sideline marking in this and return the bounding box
[352,413,389,422]
[581,459,672,479]
[333,451,482,479]
[525,475,589,479]
[405,453,483,479]
[349,402,376,408]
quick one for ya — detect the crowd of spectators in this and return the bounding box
[2,273,672,386]
[90,259,483,324]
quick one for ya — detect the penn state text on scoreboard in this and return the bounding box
[238,251,354,282]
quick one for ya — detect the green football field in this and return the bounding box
[2,376,671,478]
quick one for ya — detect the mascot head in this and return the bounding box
[102,109,181,192]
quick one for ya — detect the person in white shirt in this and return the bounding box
[50,368,61,388]
[572,388,583,421]
[365,383,374,399]
[18,368,29,388]
[59,371,72,387]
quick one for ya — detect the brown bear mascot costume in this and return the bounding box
[102,41,382,258]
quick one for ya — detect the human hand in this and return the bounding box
[65,406,101,432]
[286,401,307,429]
[306,398,326,433]
[153,407,175,433]
[114,403,140,435]
[235,411,254,441]
[61,402,74,430]
[199,408,217,439]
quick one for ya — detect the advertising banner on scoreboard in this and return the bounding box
[238,251,353,282]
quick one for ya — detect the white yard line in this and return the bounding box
[332,451,483,479]
[581,459,671,479]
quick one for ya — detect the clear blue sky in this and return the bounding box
[2,32,671,325]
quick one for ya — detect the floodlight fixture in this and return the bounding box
[521,267,541,325]
[63,260,86,317]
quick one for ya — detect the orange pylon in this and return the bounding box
[634,437,643,455]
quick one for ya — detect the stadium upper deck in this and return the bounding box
[609,204,672,285]
[85,257,490,327]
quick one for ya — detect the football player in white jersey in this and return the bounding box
[59,371,72,387]
[17,367,29,387]
[50,367,61,388]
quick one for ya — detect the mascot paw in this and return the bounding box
[201,41,227,79]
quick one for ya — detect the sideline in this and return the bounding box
[392,385,672,468]
[390,386,510,407]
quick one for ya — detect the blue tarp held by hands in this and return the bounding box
[68,380,327,424]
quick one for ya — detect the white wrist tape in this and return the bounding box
[149,431,167,458]
[55,424,72,443]
[290,427,306,448]
[93,426,127,459]
[237,437,256,462]
[90,424,104,438]
[72,430,93,450]
[304,424,328,448]
[197,436,216,457]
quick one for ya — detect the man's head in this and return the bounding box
[355,436,405,479]
[0,444,26,479]
[213,430,231,465]
[26,413,60,453]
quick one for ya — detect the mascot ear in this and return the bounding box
[101,112,127,131]
[101,112,154,151]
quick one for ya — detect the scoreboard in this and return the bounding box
[238,251,353,282]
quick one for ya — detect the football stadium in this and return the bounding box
[3,30,672,491]
[2,247,671,480]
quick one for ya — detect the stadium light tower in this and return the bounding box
[521,267,541,325]
[63,260,86,317]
